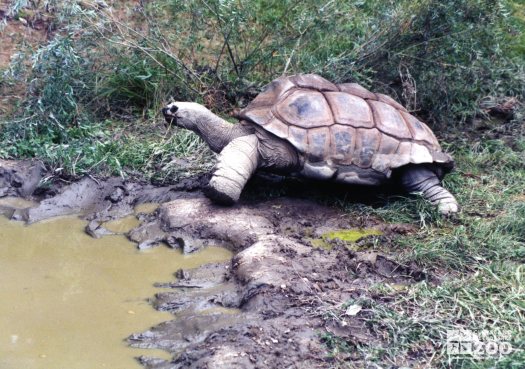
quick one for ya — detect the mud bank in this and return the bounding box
[128,197,426,369]
[0,159,209,224]
[0,159,44,198]
[0,159,426,368]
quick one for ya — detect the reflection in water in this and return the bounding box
[0,213,232,369]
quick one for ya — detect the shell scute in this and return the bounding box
[410,143,433,164]
[377,134,400,156]
[291,74,339,91]
[400,111,440,148]
[376,93,408,112]
[337,83,376,100]
[275,90,333,128]
[369,100,412,139]
[330,124,356,164]
[242,107,272,126]
[264,118,289,139]
[370,134,398,173]
[354,128,381,168]
[389,141,412,168]
[249,77,295,109]
[288,125,308,153]
[307,127,331,162]
[324,92,374,128]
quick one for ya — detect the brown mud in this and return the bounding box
[0,159,428,368]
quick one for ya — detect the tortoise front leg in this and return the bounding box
[400,165,459,215]
[205,134,260,205]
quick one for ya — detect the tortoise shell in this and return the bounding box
[238,74,453,183]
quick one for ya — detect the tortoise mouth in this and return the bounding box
[161,106,179,127]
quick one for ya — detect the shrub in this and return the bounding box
[152,0,523,123]
[352,0,525,126]
[0,0,523,177]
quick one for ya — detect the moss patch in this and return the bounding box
[323,229,383,243]
[310,228,383,250]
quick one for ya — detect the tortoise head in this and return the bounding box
[161,102,206,131]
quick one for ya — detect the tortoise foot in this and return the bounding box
[204,177,241,205]
[438,200,459,216]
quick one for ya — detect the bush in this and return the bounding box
[352,0,525,126]
[148,0,524,126]
[0,0,523,177]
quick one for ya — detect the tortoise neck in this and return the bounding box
[192,111,254,153]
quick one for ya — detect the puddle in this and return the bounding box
[0,215,232,369]
[103,215,141,233]
[103,203,160,233]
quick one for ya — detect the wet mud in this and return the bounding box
[0,159,427,368]
[0,159,44,198]
[128,197,426,369]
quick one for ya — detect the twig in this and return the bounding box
[84,10,205,94]
[88,174,100,185]
[214,29,231,74]
[282,28,307,75]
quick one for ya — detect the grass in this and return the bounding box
[0,1,524,368]
[1,0,524,181]
[321,134,525,368]
[1,115,211,182]
[324,263,525,368]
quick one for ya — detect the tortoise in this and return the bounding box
[162,74,459,214]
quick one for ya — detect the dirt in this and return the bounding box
[0,159,44,198]
[0,159,428,368]
[0,0,52,115]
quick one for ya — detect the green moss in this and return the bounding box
[309,238,332,249]
[323,229,383,243]
[309,229,383,250]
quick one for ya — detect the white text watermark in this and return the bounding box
[446,329,513,359]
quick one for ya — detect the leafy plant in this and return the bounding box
[1,0,523,177]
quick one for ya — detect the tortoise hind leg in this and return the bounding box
[205,135,260,205]
[399,165,459,215]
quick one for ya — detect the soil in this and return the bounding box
[0,0,51,115]
[0,159,427,368]
[0,159,44,198]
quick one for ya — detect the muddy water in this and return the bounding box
[103,215,141,233]
[0,211,232,369]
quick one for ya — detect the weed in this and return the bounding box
[322,131,524,367]
[324,264,525,368]
[2,0,524,178]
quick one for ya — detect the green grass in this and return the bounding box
[1,0,523,181]
[0,1,524,367]
[509,0,525,57]
[323,263,525,368]
[322,135,525,368]
[1,116,211,182]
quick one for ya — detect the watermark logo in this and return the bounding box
[446,329,513,359]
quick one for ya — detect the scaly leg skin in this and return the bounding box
[400,165,459,215]
[205,134,260,205]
